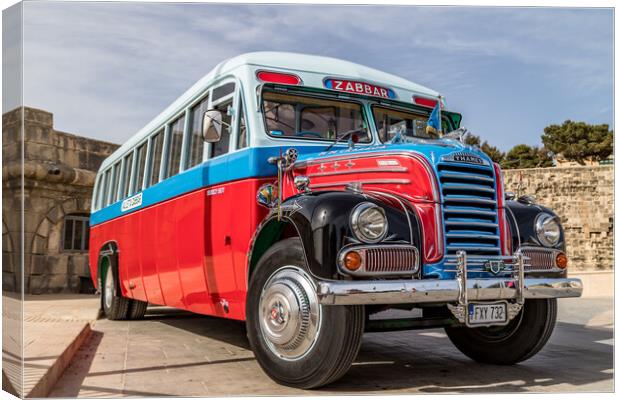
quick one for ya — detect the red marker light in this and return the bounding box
[413,96,438,108]
[256,70,301,85]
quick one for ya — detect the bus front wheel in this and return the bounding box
[246,238,364,389]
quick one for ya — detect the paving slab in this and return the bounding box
[50,297,613,397]
[3,294,100,398]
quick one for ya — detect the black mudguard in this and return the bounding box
[249,191,422,280]
[505,200,567,278]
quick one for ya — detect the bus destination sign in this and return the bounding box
[324,78,396,99]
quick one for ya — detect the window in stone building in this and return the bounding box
[149,129,165,186]
[188,95,209,168]
[165,114,185,178]
[134,142,148,193]
[63,214,90,252]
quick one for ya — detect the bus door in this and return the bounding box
[197,82,242,317]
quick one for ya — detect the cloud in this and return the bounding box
[18,3,613,149]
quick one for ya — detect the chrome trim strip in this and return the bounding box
[443,197,497,205]
[443,208,497,217]
[316,277,583,305]
[309,178,410,189]
[445,221,498,228]
[446,233,500,240]
[446,245,500,252]
[441,183,496,193]
[307,166,408,177]
[439,172,495,183]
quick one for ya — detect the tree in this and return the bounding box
[501,144,553,169]
[463,134,504,164]
[541,120,613,165]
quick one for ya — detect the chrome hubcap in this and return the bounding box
[104,267,114,309]
[259,266,321,360]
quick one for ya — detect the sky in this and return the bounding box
[3,2,614,150]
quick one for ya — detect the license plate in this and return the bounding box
[467,302,508,326]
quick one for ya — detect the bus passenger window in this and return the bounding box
[166,115,185,178]
[122,152,133,198]
[188,96,209,168]
[149,129,164,186]
[237,97,247,149]
[102,169,111,207]
[210,101,232,158]
[134,142,147,193]
[109,162,121,204]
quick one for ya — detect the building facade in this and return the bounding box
[2,107,118,294]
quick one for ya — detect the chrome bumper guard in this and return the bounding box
[316,250,583,307]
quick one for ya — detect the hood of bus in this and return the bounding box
[289,140,502,277]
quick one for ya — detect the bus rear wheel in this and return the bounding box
[246,238,364,389]
[101,257,130,320]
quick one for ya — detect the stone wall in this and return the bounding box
[504,166,613,271]
[2,107,119,293]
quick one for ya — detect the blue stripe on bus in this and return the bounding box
[89,145,326,226]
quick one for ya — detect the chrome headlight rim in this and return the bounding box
[350,202,388,243]
[535,213,561,247]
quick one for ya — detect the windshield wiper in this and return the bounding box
[323,128,366,152]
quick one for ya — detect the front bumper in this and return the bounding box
[316,276,583,305]
[317,250,582,306]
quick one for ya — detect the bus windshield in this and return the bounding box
[373,105,442,142]
[262,90,371,143]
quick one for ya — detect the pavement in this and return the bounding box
[44,296,613,396]
[2,294,100,398]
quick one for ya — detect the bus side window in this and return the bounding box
[109,161,121,204]
[93,176,102,211]
[210,100,232,158]
[101,169,111,207]
[188,95,209,168]
[122,152,133,198]
[166,114,185,178]
[237,97,247,150]
[149,129,165,186]
[134,142,148,193]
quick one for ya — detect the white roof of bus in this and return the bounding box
[99,51,439,171]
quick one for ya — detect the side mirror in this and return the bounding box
[202,109,224,143]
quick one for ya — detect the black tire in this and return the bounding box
[445,298,557,364]
[100,256,130,320]
[128,299,148,320]
[246,237,364,389]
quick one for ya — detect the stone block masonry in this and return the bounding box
[2,107,119,293]
[504,166,613,271]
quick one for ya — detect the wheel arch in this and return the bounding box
[247,215,310,285]
[96,240,120,292]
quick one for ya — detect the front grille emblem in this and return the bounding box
[441,152,489,166]
[485,260,506,275]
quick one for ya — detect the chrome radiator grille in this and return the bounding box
[366,247,418,273]
[438,162,501,263]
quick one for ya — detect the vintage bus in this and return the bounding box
[90,52,582,389]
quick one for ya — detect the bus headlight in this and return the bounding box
[350,202,388,243]
[535,213,561,247]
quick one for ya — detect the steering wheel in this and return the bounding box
[295,131,323,139]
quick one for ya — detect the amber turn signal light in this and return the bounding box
[555,253,568,269]
[343,251,362,271]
